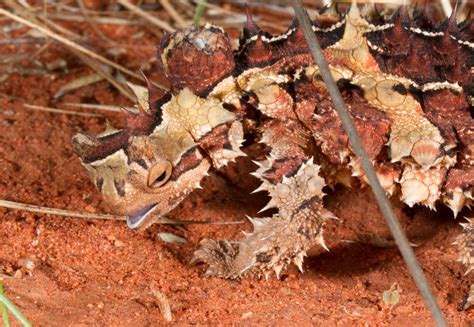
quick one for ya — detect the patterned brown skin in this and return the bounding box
[294,75,390,165]
[72,3,473,306]
[367,6,473,88]
[158,24,235,96]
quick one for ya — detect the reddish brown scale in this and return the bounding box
[238,33,274,68]
[422,90,472,151]
[141,72,171,116]
[444,167,474,192]
[369,5,472,87]
[258,120,312,185]
[414,0,438,30]
[199,124,234,156]
[121,107,155,136]
[459,17,474,43]
[294,79,390,164]
[237,9,343,70]
[382,6,411,57]
[169,148,203,182]
[279,19,307,55]
[261,155,308,185]
[71,130,129,164]
[265,54,313,75]
[158,25,235,96]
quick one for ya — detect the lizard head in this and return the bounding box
[72,24,237,229]
[71,88,212,230]
[72,128,211,230]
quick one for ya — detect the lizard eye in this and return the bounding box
[148,160,173,188]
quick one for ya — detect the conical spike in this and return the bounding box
[120,106,137,123]
[350,0,358,13]
[258,199,278,213]
[245,214,256,225]
[373,2,383,21]
[400,3,410,24]
[139,70,168,113]
[392,4,409,36]
[252,160,263,167]
[98,119,119,137]
[274,264,282,279]
[448,1,459,33]
[244,4,260,38]
[264,270,270,281]
[320,2,339,18]
[294,253,304,273]
[318,234,330,252]
[251,183,268,194]
[422,0,431,17]
[419,0,435,28]
[120,106,153,135]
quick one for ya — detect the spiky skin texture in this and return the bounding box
[72,5,473,298]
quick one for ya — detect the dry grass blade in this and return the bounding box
[117,0,176,33]
[77,0,115,43]
[64,102,134,113]
[4,0,84,41]
[0,199,124,221]
[23,104,103,117]
[0,198,242,225]
[0,8,142,81]
[1,198,241,225]
[54,73,105,99]
[68,47,135,101]
[45,13,146,26]
[159,0,188,28]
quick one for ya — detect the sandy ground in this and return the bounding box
[0,2,473,326]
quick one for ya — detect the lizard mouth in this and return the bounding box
[127,204,158,229]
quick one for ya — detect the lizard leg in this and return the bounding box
[191,113,336,280]
[191,157,333,279]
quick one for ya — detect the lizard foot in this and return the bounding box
[191,159,336,279]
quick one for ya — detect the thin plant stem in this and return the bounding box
[0,292,32,327]
[0,283,10,327]
[291,0,447,326]
[193,0,207,25]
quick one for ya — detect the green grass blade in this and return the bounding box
[0,283,10,327]
[193,0,207,25]
[0,290,31,327]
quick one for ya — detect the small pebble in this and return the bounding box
[25,258,35,270]
[241,311,253,319]
[36,225,44,236]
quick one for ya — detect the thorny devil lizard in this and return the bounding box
[71,4,474,307]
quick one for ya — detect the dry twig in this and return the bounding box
[117,0,175,33]
[23,104,103,117]
[0,8,142,81]
[0,199,124,220]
